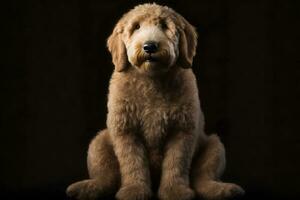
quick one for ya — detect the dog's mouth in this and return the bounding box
[145,54,158,63]
[133,49,171,69]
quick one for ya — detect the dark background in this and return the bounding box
[1,0,300,200]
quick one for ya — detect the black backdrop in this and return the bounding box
[1,0,300,200]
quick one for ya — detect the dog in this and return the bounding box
[66,3,244,200]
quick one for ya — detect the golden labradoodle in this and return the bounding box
[67,3,244,200]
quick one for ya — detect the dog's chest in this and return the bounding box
[141,105,168,140]
[138,103,171,170]
[138,99,180,148]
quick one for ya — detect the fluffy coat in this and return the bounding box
[66,3,244,200]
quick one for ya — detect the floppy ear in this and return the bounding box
[177,16,198,68]
[107,26,128,72]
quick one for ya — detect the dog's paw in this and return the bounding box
[116,184,152,200]
[66,179,105,200]
[196,181,245,200]
[158,184,195,200]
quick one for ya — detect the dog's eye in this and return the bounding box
[160,21,168,30]
[133,23,140,30]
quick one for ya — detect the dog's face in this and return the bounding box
[124,15,178,75]
[107,4,197,75]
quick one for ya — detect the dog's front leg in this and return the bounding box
[158,131,196,200]
[112,133,152,200]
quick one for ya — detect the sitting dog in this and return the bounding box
[66,3,244,200]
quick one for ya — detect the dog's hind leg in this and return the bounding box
[191,134,244,200]
[66,129,120,200]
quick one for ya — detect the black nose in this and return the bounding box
[143,41,158,53]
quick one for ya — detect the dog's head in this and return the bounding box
[107,3,197,75]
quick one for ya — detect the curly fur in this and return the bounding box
[66,3,244,200]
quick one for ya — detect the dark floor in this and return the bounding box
[1,185,297,200]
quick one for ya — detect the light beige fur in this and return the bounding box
[66,3,244,200]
